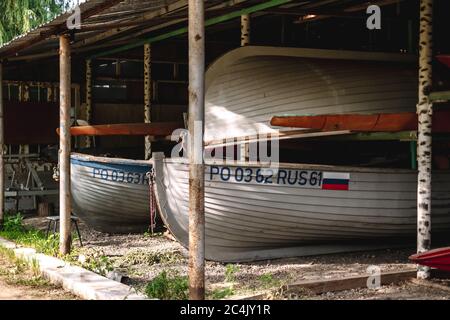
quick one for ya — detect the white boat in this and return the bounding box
[152,153,450,262]
[205,46,417,145]
[71,153,154,233]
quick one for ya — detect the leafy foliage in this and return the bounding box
[0,0,72,45]
[2,212,25,233]
[258,273,281,288]
[145,271,189,300]
[68,248,113,276]
[0,214,60,257]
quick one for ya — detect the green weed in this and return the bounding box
[145,270,188,300]
[119,249,184,267]
[225,264,240,282]
[211,287,234,300]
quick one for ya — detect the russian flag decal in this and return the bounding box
[322,172,350,191]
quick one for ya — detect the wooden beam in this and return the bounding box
[90,0,292,59]
[72,0,189,49]
[81,0,250,57]
[282,270,416,295]
[294,0,406,24]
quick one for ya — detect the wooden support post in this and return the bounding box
[85,59,92,148]
[240,14,250,161]
[144,43,152,160]
[416,0,433,280]
[0,62,4,229]
[188,0,205,300]
[59,35,72,255]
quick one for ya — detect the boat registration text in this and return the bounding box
[208,166,350,191]
[92,168,149,185]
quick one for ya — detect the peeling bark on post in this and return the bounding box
[417,0,433,280]
[0,62,4,229]
[144,43,152,160]
[59,35,72,255]
[241,14,251,47]
[188,0,205,300]
[85,59,92,148]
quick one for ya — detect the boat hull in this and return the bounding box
[71,153,153,234]
[205,46,417,144]
[152,154,450,262]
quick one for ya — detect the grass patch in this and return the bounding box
[10,276,51,287]
[119,249,184,268]
[210,287,235,300]
[67,248,114,277]
[0,244,47,287]
[145,270,188,300]
[0,213,113,277]
[0,244,75,300]
[258,273,281,289]
[0,213,59,257]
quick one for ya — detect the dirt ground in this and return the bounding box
[23,217,450,300]
[0,251,78,300]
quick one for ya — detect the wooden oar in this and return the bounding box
[271,110,450,133]
[56,121,184,137]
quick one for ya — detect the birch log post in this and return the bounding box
[144,43,152,160]
[240,14,250,161]
[417,0,433,280]
[85,59,92,148]
[241,14,251,47]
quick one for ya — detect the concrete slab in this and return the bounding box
[0,237,148,300]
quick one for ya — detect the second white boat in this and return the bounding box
[152,153,450,262]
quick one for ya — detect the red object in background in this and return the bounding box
[437,55,450,68]
[409,247,450,272]
[5,102,59,145]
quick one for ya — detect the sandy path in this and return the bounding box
[0,278,43,300]
[0,252,77,300]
